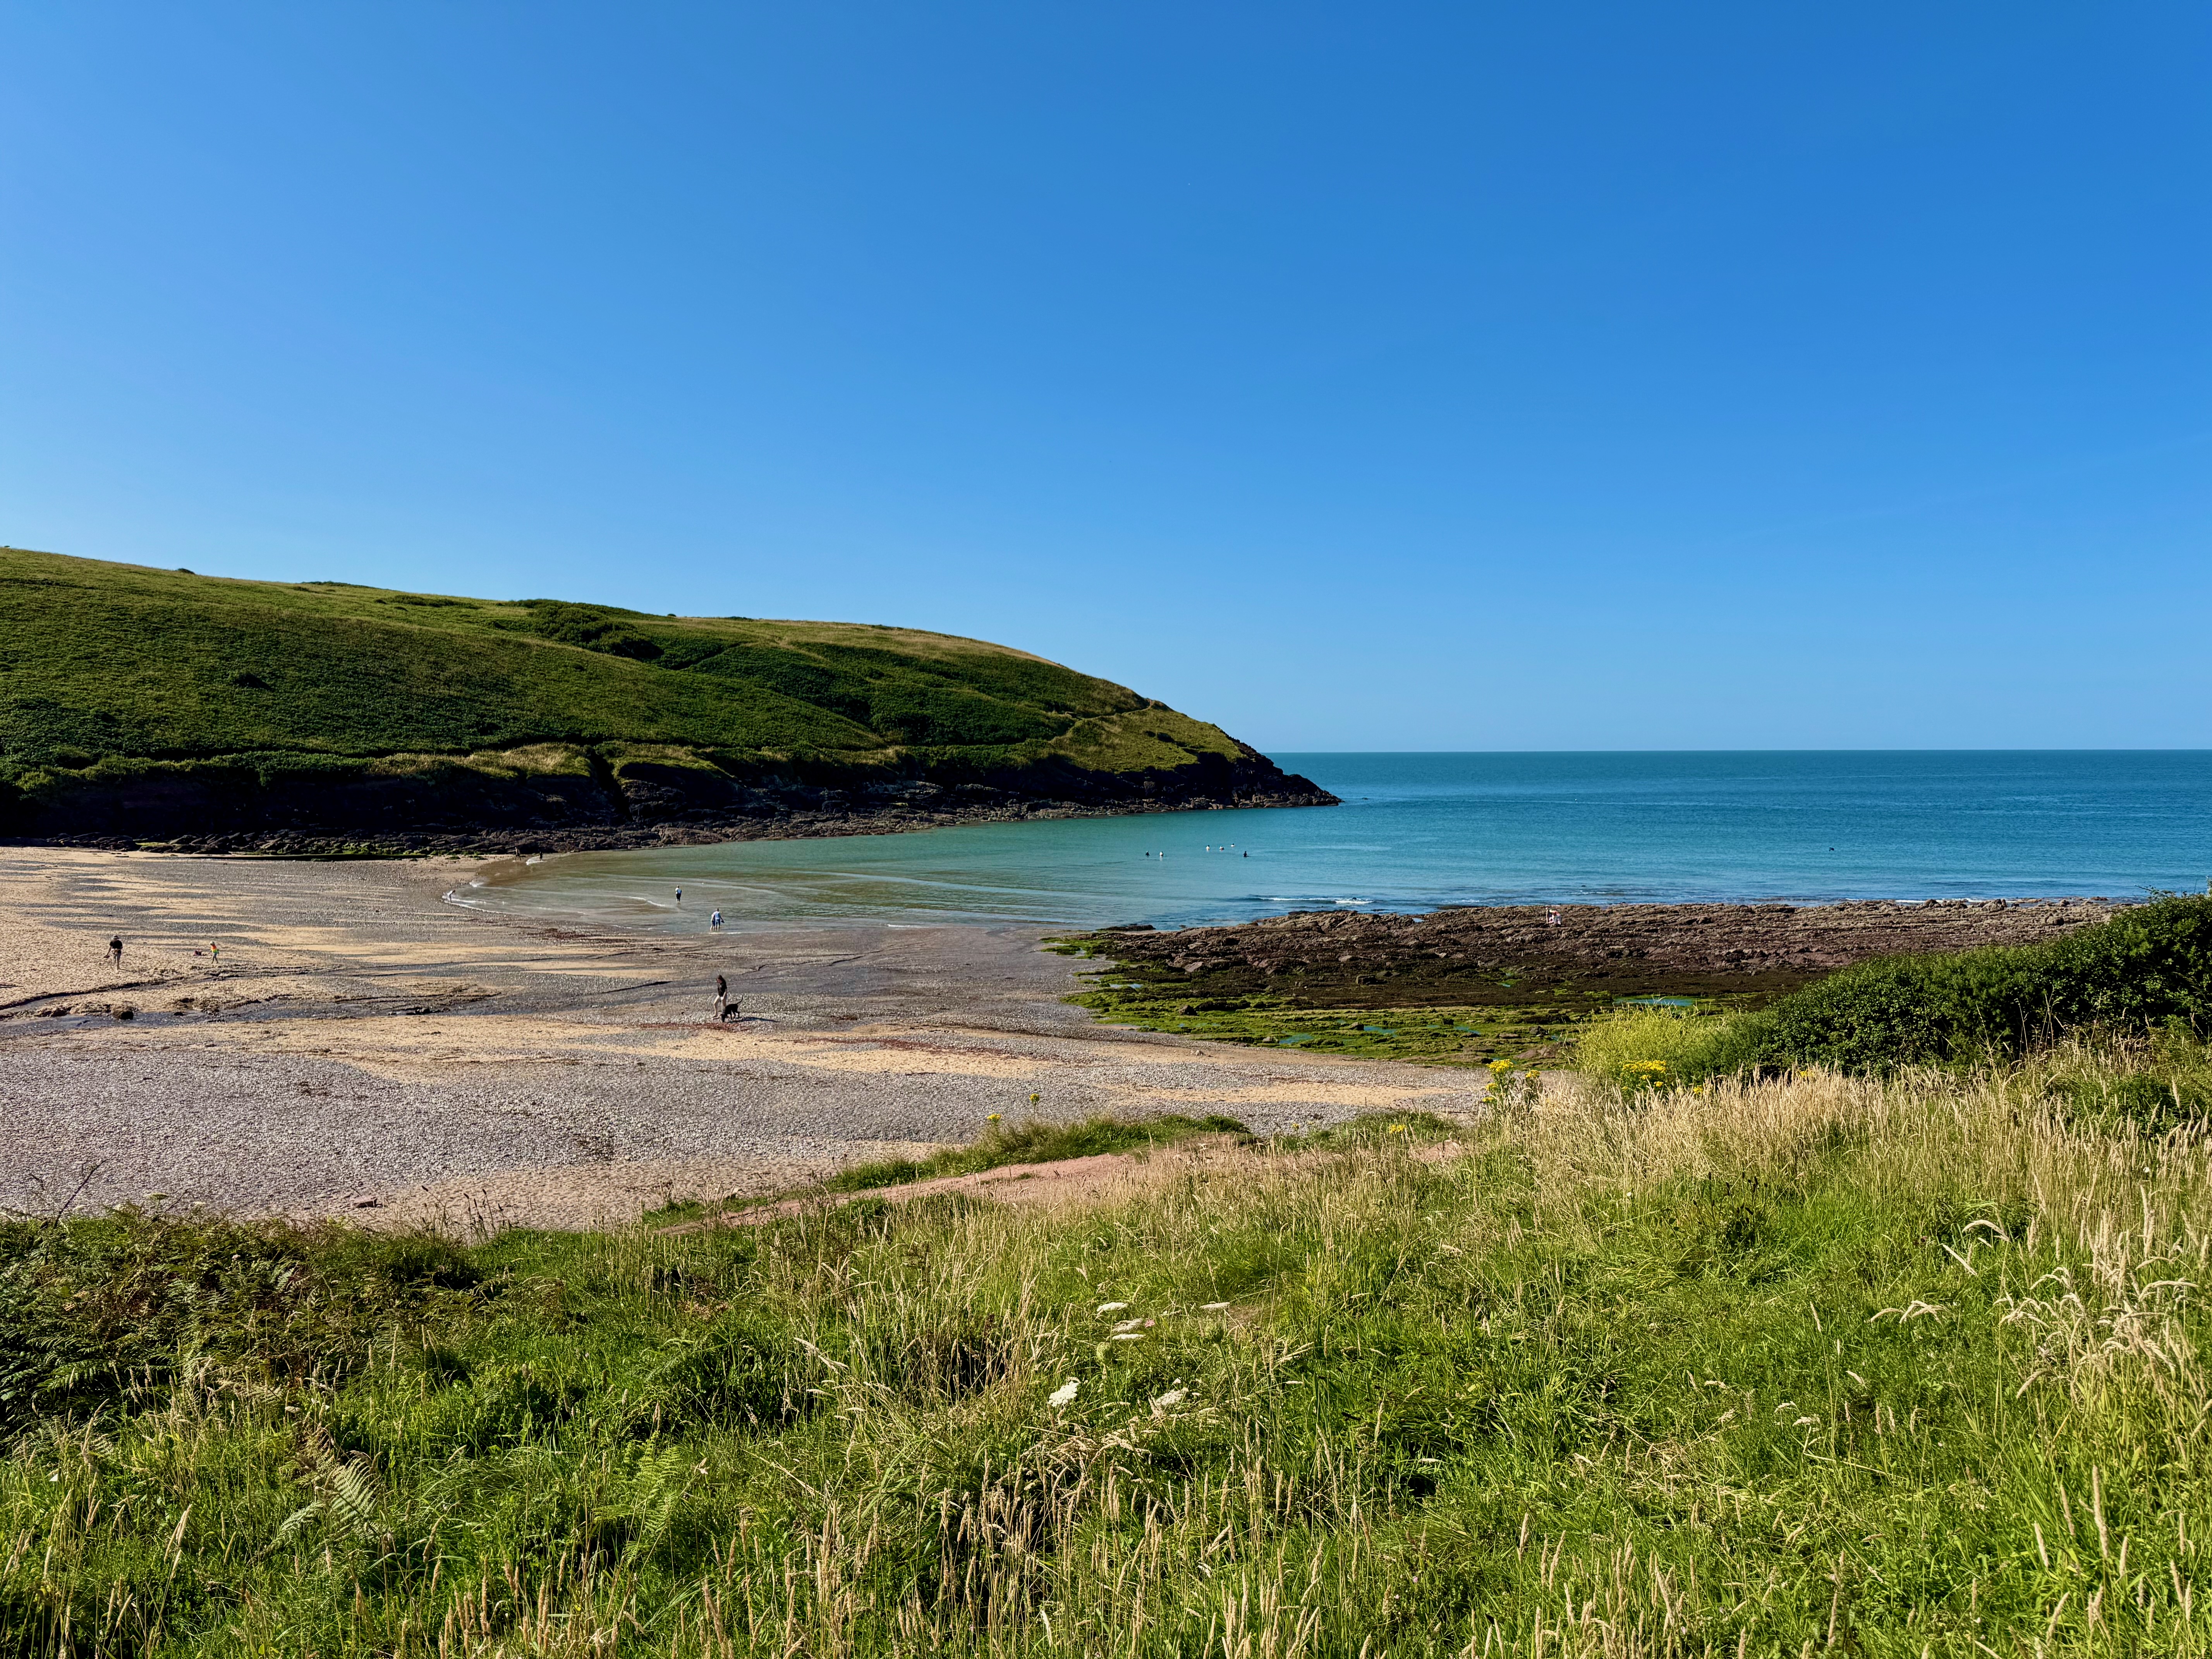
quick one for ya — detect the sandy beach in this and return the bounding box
[0,848,1484,1229]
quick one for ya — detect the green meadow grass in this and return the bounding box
[9,1057,2212,1655]
[1066,991,1561,1065]
[1050,938,1601,1066]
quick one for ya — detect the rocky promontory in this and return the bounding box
[0,548,1336,854]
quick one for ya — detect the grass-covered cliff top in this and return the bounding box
[0,546,1231,774]
[0,547,1327,845]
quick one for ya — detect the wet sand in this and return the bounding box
[0,850,1483,1229]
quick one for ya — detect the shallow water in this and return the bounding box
[450,752,2212,934]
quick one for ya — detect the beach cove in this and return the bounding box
[7,750,2209,1226]
[0,848,1483,1228]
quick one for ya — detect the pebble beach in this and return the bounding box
[0,848,1484,1228]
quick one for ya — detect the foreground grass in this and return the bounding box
[9,1060,2212,1654]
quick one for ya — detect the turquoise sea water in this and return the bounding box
[452,752,2212,934]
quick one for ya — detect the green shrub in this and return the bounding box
[2045,1029,2212,1133]
[524,600,665,660]
[1648,894,2212,1080]
[1582,897,2212,1085]
[629,1314,814,1433]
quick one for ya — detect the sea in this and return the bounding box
[447,752,2212,935]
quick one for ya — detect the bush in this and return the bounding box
[1679,895,2212,1079]
[525,601,665,661]
[2045,1029,2212,1133]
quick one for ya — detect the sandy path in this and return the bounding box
[0,849,1483,1228]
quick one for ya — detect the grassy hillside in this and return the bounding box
[9,1051,2212,1654]
[0,548,1327,845]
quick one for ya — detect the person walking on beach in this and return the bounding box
[675,887,682,906]
[107,936,122,968]
[710,909,723,929]
[713,974,728,1018]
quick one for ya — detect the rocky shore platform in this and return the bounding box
[1080,896,2126,1010]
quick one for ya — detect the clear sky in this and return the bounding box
[3,3,2206,751]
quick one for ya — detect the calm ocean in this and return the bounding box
[451,752,2212,934]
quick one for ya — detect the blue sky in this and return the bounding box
[3,3,2206,750]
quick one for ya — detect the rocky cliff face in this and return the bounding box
[4,740,1336,854]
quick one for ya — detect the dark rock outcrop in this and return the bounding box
[1079,898,2123,1009]
[2,741,1336,855]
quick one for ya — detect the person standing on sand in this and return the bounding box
[107,936,122,967]
[675,888,682,906]
[714,975,728,1018]
[710,909,723,929]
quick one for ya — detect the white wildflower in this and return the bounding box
[1111,1332,1144,1341]
[1112,1317,1145,1333]
[1096,1301,1130,1314]
[1048,1379,1080,1409]
[1201,1301,1230,1311]
[1151,1388,1186,1412]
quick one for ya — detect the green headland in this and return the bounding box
[0,546,1331,850]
